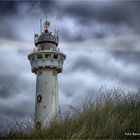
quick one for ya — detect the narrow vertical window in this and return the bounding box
[36,121,41,129]
[31,55,36,61]
[37,95,42,103]
[37,54,42,59]
[45,54,51,58]
[53,54,58,59]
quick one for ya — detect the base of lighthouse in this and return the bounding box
[35,69,59,128]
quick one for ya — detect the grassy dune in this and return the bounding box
[1,89,140,139]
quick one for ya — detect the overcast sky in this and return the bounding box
[0,0,140,130]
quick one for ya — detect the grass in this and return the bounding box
[1,88,140,139]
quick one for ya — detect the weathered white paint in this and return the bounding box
[28,23,66,128]
[28,49,65,128]
[35,69,59,126]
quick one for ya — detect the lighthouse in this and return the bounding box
[28,20,66,129]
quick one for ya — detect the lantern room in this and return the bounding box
[34,20,59,51]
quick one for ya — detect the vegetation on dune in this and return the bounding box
[1,89,140,139]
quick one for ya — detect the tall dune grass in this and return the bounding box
[1,89,140,139]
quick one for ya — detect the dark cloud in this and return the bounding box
[1,1,140,42]
[39,1,58,14]
[60,27,86,42]
[0,1,18,40]
[0,47,35,128]
[0,75,22,99]
[0,74,33,99]
[54,1,140,41]
[67,51,140,89]
[0,1,18,16]
[111,51,140,67]
[0,1,21,40]
[0,21,19,41]
[0,49,34,98]
[60,1,140,27]
[0,98,33,117]
[0,1,59,41]
[0,1,58,17]
[56,1,140,41]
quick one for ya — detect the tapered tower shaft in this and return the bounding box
[35,69,59,125]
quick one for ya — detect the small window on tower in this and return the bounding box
[36,121,41,129]
[45,54,51,58]
[37,95,42,103]
[53,54,58,59]
[60,56,64,61]
[31,55,36,61]
[37,54,42,59]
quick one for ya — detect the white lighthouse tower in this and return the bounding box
[28,20,66,129]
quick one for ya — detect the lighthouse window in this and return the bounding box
[45,54,51,58]
[31,55,36,61]
[53,54,58,59]
[37,95,42,103]
[37,54,42,59]
[36,121,41,129]
[60,56,64,61]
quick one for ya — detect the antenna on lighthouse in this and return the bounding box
[40,18,42,34]
[53,17,56,35]
[34,27,35,35]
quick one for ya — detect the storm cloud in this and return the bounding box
[1,1,140,42]
[0,0,140,130]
